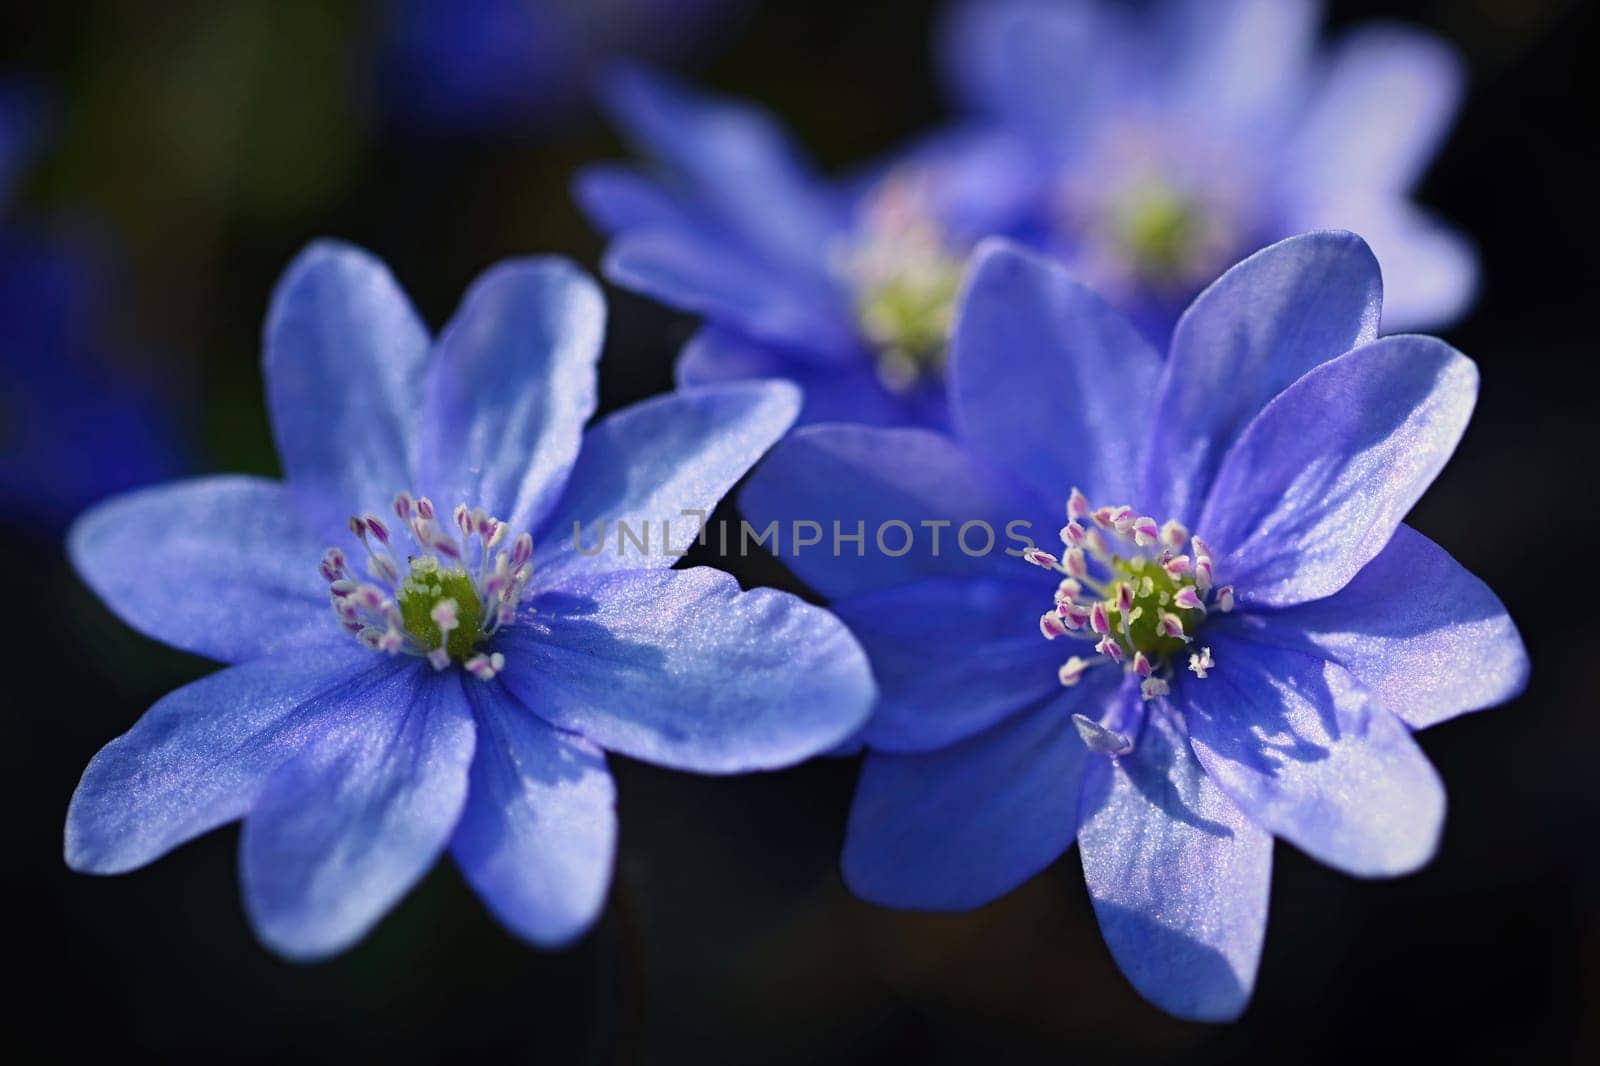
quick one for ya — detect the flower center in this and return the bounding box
[318,492,535,680]
[1105,180,1215,285]
[838,173,965,393]
[1024,487,1233,707]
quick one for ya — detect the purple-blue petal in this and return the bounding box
[532,381,799,585]
[1200,334,1478,608]
[1077,683,1272,1023]
[1288,24,1465,199]
[1158,0,1316,128]
[842,670,1119,911]
[832,577,1063,753]
[600,65,845,275]
[573,163,705,236]
[64,643,378,875]
[451,682,617,947]
[68,476,333,663]
[676,326,929,427]
[1236,525,1527,730]
[951,240,1162,506]
[1180,634,1445,877]
[1142,231,1383,524]
[418,257,603,533]
[739,424,1049,600]
[240,661,476,960]
[495,567,874,773]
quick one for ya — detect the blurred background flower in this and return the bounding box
[5,1,1596,1062]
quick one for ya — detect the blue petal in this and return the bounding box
[1077,683,1272,1023]
[1158,0,1317,127]
[600,65,845,275]
[1180,634,1445,877]
[1239,525,1527,730]
[573,163,705,236]
[939,0,1130,156]
[676,326,930,427]
[951,240,1162,506]
[1142,232,1382,523]
[418,258,603,533]
[1199,335,1477,608]
[451,683,616,947]
[842,670,1119,910]
[739,424,1050,600]
[603,229,857,356]
[241,661,476,960]
[496,567,874,773]
[264,240,431,536]
[832,577,1063,753]
[532,381,799,585]
[68,476,332,663]
[1296,202,1477,332]
[65,644,378,875]
[1288,25,1464,199]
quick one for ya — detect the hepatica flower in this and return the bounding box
[576,66,1034,427]
[65,242,873,958]
[741,232,1527,1020]
[944,0,1474,331]
[579,0,1474,429]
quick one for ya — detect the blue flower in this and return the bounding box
[376,0,750,135]
[943,0,1475,332]
[1,83,186,529]
[65,241,875,960]
[577,0,1474,428]
[740,232,1527,1021]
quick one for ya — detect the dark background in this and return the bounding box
[3,0,1594,1061]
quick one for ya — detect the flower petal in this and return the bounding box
[1199,334,1477,607]
[532,381,799,585]
[496,567,874,773]
[573,163,703,236]
[600,65,845,275]
[418,258,604,533]
[64,644,378,875]
[264,240,431,536]
[677,326,928,427]
[1234,525,1527,730]
[68,476,332,663]
[1077,685,1272,1023]
[451,683,617,947]
[951,240,1162,506]
[1289,25,1465,198]
[603,229,857,356]
[240,662,476,960]
[842,671,1119,910]
[739,423,1050,601]
[1142,231,1383,523]
[1180,634,1445,877]
[832,577,1063,753]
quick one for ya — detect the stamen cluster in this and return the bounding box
[319,491,535,680]
[1024,487,1232,701]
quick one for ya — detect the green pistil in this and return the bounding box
[397,556,483,660]
[1105,556,1202,659]
[1110,183,1206,284]
[858,263,962,383]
